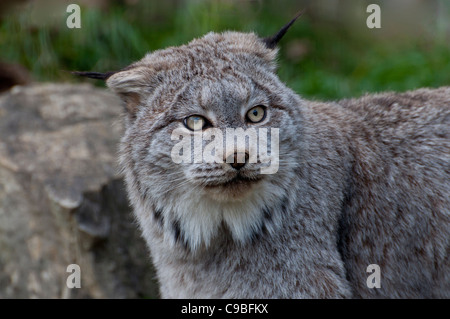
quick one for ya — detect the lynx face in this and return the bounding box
[107,32,304,250]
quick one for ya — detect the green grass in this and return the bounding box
[1,0,449,100]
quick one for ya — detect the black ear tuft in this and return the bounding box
[71,71,116,80]
[263,9,305,49]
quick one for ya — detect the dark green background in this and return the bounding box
[1,0,449,100]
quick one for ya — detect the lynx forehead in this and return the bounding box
[106,32,281,119]
[76,15,449,299]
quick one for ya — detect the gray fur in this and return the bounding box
[106,31,449,298]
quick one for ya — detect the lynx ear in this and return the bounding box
[73,66,151,117]
[106,67,153,117]
[71,71,140,114]
[105,66,153,117]
[263,10,304,49]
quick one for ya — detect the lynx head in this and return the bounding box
[77,14,306,251]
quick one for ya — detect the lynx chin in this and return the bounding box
[75,15,449,298]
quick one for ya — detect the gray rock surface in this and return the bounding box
[0,83,159,298]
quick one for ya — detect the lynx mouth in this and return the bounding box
[201,173,264,200]
[202,172,263,187]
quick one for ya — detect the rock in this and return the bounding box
[0,83,159,298]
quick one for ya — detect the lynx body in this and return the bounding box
[95,30,449,298]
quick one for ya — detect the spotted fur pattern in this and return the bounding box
[106,31,449,298]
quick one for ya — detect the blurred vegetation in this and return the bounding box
[0,0,449,100]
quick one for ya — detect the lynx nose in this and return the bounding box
[226,152,249,170]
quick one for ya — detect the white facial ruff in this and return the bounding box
[136,177,287,252]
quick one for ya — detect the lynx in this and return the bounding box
[75,15,449,298]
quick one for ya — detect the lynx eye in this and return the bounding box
[246,105,266,123]
[184,115,209,131]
